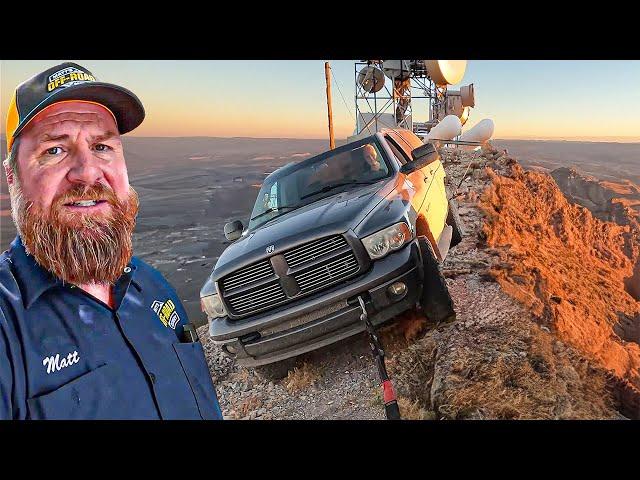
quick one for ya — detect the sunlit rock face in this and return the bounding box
[550,166,640,229]
[476,154,640,418]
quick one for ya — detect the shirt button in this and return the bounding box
[149,373,156,384]
[124,266,132,273]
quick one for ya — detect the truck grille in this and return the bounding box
[219,235,360,317]
[294,251,359,294]
[225,280,286,314]
[220,259,274,292]
[283,235,349,268]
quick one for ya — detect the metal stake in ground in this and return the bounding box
[357,296,401,420]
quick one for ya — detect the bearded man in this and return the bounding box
[0,62,222,419]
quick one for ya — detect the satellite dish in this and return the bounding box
[459,119,495,144]
[426,115,462,141]
[424,60,467,85]
[357,66,385,93]
[460,84,475,107]
[382,60,411,80]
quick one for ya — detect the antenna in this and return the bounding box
[353,60,478,139]
[357,65,385,93]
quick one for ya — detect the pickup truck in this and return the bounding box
[200,128,463,370]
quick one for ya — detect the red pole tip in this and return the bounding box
[382,380,397,404]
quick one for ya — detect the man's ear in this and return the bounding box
[3,160,14,186]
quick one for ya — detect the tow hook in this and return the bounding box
[357,295,401,420]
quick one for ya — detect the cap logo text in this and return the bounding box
[47,67,95,92]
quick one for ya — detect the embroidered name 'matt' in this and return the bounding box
[42,351,80,374]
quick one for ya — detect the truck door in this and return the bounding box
[385,131,447,247]
[400,130,447,243]
[383,133,428,221]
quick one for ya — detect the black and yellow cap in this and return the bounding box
[5,62,145,151]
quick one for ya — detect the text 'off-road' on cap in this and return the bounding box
[5,62,145,151]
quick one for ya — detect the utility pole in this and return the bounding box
[325,62,335,150]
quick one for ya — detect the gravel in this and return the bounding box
[197,324,387,419]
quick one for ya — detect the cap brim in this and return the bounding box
[12,82,145,139]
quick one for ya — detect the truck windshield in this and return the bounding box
[248,140,391,230]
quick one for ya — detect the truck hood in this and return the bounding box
[213,178,397,279]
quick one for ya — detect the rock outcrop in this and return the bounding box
[550,166,640,229]
[392,143,640,419]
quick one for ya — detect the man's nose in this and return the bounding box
[66,147,104,185]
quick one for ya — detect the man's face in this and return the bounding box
[363,146,381,171]
[7,101,139,285]
[15,102,130,215]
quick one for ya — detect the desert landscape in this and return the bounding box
[495,139,640,184]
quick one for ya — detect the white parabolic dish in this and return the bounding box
[459,119,495,143]
[426,115,462,141]
[424,60,467,86]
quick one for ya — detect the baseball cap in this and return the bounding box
[5,62,145,151]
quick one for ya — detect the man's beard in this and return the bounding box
[12,183,139,285]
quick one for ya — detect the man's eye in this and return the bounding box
[94,144,112,152]
[45,147,63,155]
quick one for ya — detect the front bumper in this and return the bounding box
[209,239,424,366]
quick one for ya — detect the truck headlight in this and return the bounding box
[201,293,227,319]
[361,222,413,260]
[200,277,227,319]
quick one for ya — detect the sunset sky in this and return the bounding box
[2,60,639,141]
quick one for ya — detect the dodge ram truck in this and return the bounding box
[200,128,463,370]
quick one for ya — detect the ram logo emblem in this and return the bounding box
[266,245,275,254]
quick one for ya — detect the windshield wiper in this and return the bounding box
[250,204,300,222]
[300,180,378,200]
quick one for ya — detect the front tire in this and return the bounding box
[418,236,456,324]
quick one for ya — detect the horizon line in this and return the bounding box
[114,134,640,143]
[2,134,640,145]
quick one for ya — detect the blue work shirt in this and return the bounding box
[0,236,223,420]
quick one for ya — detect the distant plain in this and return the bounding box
[494,139,640,184]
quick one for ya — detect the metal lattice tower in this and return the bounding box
[354,60,447,137]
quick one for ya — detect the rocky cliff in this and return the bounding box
[391,145,640,419]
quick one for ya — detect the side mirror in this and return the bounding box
[411,143,438,162]
[400,162,418,175]
[401,143,440,173]
[224,220,244,241]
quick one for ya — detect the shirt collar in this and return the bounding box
[8,236,62,309]
[8,235,139,309]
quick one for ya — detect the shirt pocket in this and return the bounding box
[173,342,223,420]
[27,363,122,420]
